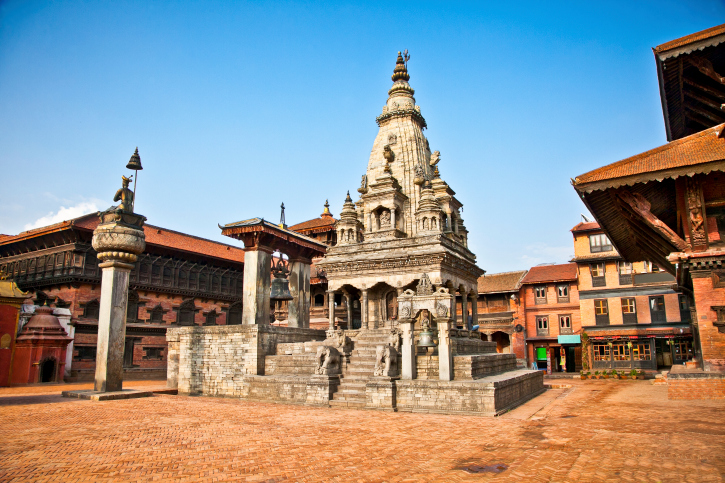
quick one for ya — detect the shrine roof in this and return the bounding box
[0,213,246,264]
[220,218,328,254]
[654,23,725,58]
[520,263,577,285]
[477,270,527,294]
[0,280,28,299]
[288,216,337,232]
[570,221,600,233]
[573,123,725,192]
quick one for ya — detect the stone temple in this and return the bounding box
[166,53,544,415]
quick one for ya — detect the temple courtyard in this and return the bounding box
[0,380,723,482]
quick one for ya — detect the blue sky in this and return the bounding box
[0,1,723,273]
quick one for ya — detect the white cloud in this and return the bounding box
[520,243,574,267]
[24,201,101,231]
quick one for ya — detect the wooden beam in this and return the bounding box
[685,109,720,128]
[684,77,725,100]
[684,89,725,111]
[684,102,725,124]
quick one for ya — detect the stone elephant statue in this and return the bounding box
[315,345,341,375]
[374,344,398,377]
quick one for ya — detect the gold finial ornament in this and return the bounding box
[391,50,410,82]
[323,199,331,214]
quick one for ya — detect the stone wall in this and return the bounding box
[416,353,518,380]
[167,325,325,396]
[668,367,725,399]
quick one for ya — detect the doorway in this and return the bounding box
[40,358,56,383]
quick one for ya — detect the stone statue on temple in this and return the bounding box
[113,175,135,213]
[380,210,391,228]
[430,150,440,167]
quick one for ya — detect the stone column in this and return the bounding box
[361,289,369,330]
[327,290,336,330]
[367,212,372,233]
[91,213,145,392]
[288,258,311,328]
[399,318,416,380]
[460,292,467,330]
[470,293,478,330]
[391,208,396,230]
[344,293,353,330]
[242,248,272,325]
[437,319,453,381]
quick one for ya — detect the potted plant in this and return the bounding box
[580,370,586,380]
[586,371,592,379]
[610,369,619,380]
[629,369,637,380]
[594,370,600,379]
[602,370,609,379]
[637,370,646,380]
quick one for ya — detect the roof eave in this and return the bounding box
[654,47,674,142]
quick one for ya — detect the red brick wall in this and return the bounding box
[668,377,725,399]
[692,275,725,371]
[0,303,20,386]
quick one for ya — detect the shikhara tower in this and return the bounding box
[317,52,484,330]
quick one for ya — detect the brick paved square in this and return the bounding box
[1,379,724,482]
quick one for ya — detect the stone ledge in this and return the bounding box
[62,389,153,401]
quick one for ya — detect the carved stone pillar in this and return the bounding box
[242,248,273,325]
[367,212,372,233]
[91,211,146,392]
[344,292,353,330]
[391,208,396,230]
[469,292,478,330]
[399,318,416,380]
[460,292,467,329]
[361,289,369,330]
[437,319,453,381]
[327,290,336,331]
[288,258,311,328]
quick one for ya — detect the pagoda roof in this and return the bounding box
[220,218,327,256]
[477,270,527,294]
[520,263,578,285]
[288,216,337,233]
[654,23,725,58]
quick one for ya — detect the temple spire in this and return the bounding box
[321,199,333,218]
[391,50,410,82]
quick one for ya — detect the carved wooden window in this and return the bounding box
[649,296,666,323]
[189,270,198,290]
[621,297,637,324]
[212,276,220,293]
[594,299,609,325]
[536,316,549,335]
[612,343,630,361]
[221,276,230,294]
[179,270,188,289]
[589,234,613,252]
[386,291,397,320]
[672,340,693,361]
[593,344,610,361]
[126,291,142,323]
[227,302,242,325]
[556,285,569,303]
[163,267,172,287]
[534,286,547,304]
[140,263,151,284]
[199,273,207,291]
[559,315,572,334]
[678,295,691,322]
[314,294,325,307]
[204,310,218,326]
[83,300,100,320]
[143,347,163,360]
[74,345,96,361]
[151,264,161,284]
[176,299,197,326]
[618,262,633,285]
[149,305,165,323]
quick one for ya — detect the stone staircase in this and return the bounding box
[329,329,391,409]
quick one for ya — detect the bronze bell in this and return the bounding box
[417,311,437,348]
[126,147,143,171]
[270,258,293,302]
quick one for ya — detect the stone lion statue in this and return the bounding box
[315,345,341,375]
[388,329,401,352]
[374,344,398,377]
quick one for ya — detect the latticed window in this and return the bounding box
[622,298,636,314]
[632,343,651,361]
[149,305,165,323]
[535,286,547,304]
[612,343,630,361]
[557,285,569,303]
[593,344,610,361]
[559,315,572,334]
[83,300,100,319]
[595,299,608,315]
[618,261,632,274]
[536,316,548,335]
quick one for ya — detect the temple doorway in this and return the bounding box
[39,358,56,383]
[491,332,511,354]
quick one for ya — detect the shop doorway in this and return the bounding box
[655,339,673,368]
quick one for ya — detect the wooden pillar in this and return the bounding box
[460,291,467,329]
[242,248,272,325]
[288,258,311,328]
[344,293,353,330]
[470,292,478,330]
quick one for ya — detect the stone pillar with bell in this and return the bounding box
[92,149,147,393]
[270,257,293,323]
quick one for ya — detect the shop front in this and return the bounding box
[528,337,582,374]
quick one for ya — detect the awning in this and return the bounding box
[558,335,581,344]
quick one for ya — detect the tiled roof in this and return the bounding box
[477,270,527,294]
[570,221,600,233]
[1,213,246,264]
[573,124,725,189]
[654,23,725,55]
[520,263,578,285]
[289,216,337,232]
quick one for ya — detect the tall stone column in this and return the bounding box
[327,290,336,330]
[391,208,396,230]
[242,248,273,325]
[361,289,369,329]
[460,292,467,330]
[344,293,353,330]
[288,258,311,328]
[91,212,145,392]
[437,319,453,381]
[470,292,478,330]
[399,318,416,380]
[367,213,372,232]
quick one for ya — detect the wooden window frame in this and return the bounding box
[559,314,572,335]
[556,285,570,303]
[536,316,549,336]
[594,299,609,325]
[589,234,613,253]
[621,297,637,324]
[649,296,666,323]
[534,285,547,305]
[591,263,606,287]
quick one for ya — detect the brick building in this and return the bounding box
[572,221,693,371]
[573,24,725,396]
[520,263,581,373]
[0,213,246,381]
[473,270,527,361]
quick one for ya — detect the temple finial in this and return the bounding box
[323,199,330,213]
[279,202,287,228]
[345,191,352,203]
[391,50,410,82]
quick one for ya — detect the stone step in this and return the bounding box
[329,399,366,408]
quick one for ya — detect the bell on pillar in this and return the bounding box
[270,257,293,321]
[417,311,436,353]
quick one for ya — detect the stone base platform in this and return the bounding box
[62,389,154,401]
[667,366,725,399]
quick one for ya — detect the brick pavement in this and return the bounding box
[1,379,724,482]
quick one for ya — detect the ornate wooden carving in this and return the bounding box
[685,177,709,251]
[617,190,688,251]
